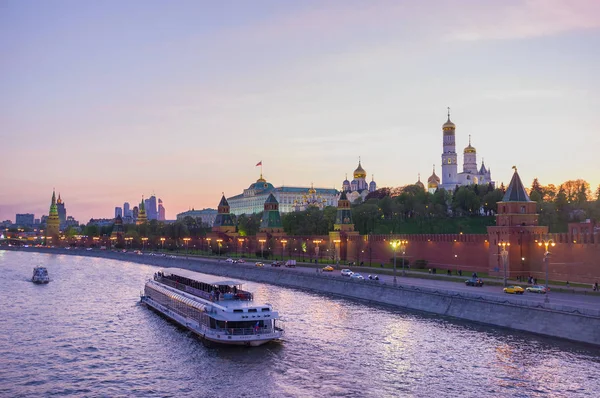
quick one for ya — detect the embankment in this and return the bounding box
[9,247,600,346]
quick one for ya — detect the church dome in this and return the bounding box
[443,108,456,133]
[353,161,366,179]
[415,174,425,190]
[464,144,476,154]
[427,166,440,189]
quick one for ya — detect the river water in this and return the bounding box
[1,250,599,397]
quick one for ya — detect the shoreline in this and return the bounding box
[6,246,600,347]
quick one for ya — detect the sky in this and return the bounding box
[1,0,599,223]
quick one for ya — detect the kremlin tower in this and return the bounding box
[136,197,148,225]
[45,190,60,242]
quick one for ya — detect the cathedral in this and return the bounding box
[432,109,493,192]
[341,159,377,203]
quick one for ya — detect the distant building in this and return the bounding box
[137,197,148,225]
[341,159,377,203]
[177,208,217,226]
[115,207,123,218]
[88,218,114,227]
[132,206,139,221]
[227,172,338,216]
[158,199,165,221]
[56,193,67,228]
[145,195,158,220]
[123,202,131,217]
[65,216,79,228]
[34,219,40,225]
[439,109,493,191]
[0,220,11,228]
[16,213,35,227]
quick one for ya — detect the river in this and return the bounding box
[1,250,599,397]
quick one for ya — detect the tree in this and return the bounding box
[530,178,543,196]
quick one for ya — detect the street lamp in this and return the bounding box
[538,237,556,302]
[498,241,510,287]
[281,239,287,260]
[141,237,148,251]
[390,239,408,284]
[216,238,223,257]
[238,238,244,258]
[313,239,322,264]
[160,237,165,251]
[125,237,132,249]
[206,238,212,255]
[183,237,191,257]
[333,239,341,265]
[259,239,266,259]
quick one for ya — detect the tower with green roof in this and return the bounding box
[45,189,60,242]
[333,191,355,232]
[259,193,283,234]
[136,196,148,225]
[212,194,236,234]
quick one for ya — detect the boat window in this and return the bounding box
[248,309,257,313]
[233,309,243,313]
[261,308,270,312]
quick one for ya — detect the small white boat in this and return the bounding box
[32,266,50,284]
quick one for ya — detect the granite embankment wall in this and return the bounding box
[11,247,600,346]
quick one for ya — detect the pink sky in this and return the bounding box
[1,0,599,223]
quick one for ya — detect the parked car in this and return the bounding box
[237,259,246,263]
[270,261,282,267]
[255,262,264,267]
[368,275,379,280]
[465,278,484,287]
[322,266,334,272]
[503,285,525,294]
[225,258,234,263]
[350,273,364,280]
[341,269,353,277]
[526,285,547,294]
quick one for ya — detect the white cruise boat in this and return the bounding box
[141,268,284,347]
[32,266,50,284]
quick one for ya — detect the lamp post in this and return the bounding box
[538,238,555,302]
[498,241,510,287]
[333,239,341,265]
[160,237,165,252]
[281,239,287,261]
[216,238,222,257]
[183,237,191,258]
[390,240,400,285]
[313,239,322,264]
[206,238,211,255]
[125,237,132,250]
[141,237,148,251]
[400,240,408,276]
[238,238,244,258]
[259,239,266,259]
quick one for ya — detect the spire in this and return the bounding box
[447,106,451,120]
[418,173,421,182]
[502,166,531,202]
[469,134,471,145]
[52,189,56,205]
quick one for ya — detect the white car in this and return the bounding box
[225,258,234,263]
[341,269,354,277]
[350,273,364,280]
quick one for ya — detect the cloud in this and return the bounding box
[447,0,600,41]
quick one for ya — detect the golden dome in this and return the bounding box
[427,166,440,189]
[464,135,476,153]
[353,160,366,179]
[443,117,455,130]
[308,183,316,195]
[256,173,266,183]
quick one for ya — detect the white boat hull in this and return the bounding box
[141,296,283,347]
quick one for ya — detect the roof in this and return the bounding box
[218,195,230,207]
[162,268,245,286]
[502,168,531,202]
[264,193,278,204]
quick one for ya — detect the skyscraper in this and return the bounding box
[158,199,165,221]
[123,202,131,217]
[56,193,66,228]
[145,195,158,220]
[115,207,123,218]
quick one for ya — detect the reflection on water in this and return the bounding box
[0,250,599,398]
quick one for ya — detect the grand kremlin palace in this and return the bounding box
[227,161,377,216]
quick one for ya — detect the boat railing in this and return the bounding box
[213,326,277,336]
[155,276,253,301]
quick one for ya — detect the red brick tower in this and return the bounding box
[487,167,548,278]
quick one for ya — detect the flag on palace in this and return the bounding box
[256,161,262,166]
